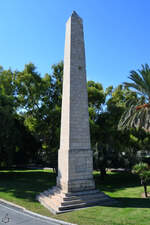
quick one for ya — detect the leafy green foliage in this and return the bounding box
[119,64,150,130]
[133,162,150,197]
[92,85,141,175]
[1,61,150,174]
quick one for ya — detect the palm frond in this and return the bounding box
[119,64,150,131]
[124,82,147,98]
[138,65,150,98]
[119,104,150,131]
[124,66,150,100]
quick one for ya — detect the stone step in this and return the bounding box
[38,195,59,211]
[39,190,111,207]
[63,192,107,201]
[58,198,113,211]
[40,189,111,202]
[65,189,100,197]
[37,189,117,214]
[39,192,114,213]
[40,194,61,206]
[47,188,105,198]
[60,195,109,206]
[47,188,66,198]
[47,187,100,197]
[45,190,109,203]
[39,198,58,214]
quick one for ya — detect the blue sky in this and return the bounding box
[0,0,150,89]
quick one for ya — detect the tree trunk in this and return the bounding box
[144,184,148,198]
[100,168,106,181]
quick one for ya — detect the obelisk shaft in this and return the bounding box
[57,11,95,192]
[60,12,91,150]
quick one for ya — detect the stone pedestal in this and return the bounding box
[37,11,115,214]
[37,187,114,214]
[57,149,95,193]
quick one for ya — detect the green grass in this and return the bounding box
[0,169,150,225]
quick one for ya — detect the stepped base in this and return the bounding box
[37,186,116,214]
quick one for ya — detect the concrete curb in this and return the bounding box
[0,199,77,225]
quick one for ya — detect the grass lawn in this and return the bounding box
[0,169,150,225]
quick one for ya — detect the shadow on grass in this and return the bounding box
[0,170,149,210]
[94,172,140,192]
[93,172,150,209]
[0,170,56,202]
[114,197,150,208]
[91,197,150,209]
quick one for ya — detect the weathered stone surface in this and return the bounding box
[37,187,116,214]
[37,11,115,214]
[60,11,90,151]
[57,149,95,192]
[57,10,95,193]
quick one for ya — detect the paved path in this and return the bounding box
[0,201,75,225]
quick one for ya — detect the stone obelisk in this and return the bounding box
[57,11,95,192]
[37,11,113,214]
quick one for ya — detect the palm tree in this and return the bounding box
[132,162,150,198]
[118,64,150,130]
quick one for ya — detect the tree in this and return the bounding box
[132,162,150,198]
[0,94,16,167]
[0,65,41,168]
[87,81,106,148]
[92,85,140,177]
[35,62,63,170]
[16,62,63,170]
[119,64,150,130]
[0,67,18,167]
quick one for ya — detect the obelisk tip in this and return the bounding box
[71,11,79,17]
[71,11,82,22]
